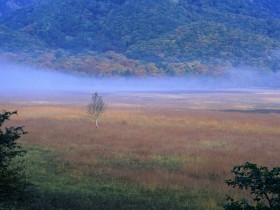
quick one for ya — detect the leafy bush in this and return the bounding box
[0,110,27,208]
[224,162,280,210]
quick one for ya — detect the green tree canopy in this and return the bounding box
[224,162,280,210]
[0,110,27,208]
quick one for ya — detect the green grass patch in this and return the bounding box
[149,155,185,171]
[18,144,223,209]
[98,155,185,171]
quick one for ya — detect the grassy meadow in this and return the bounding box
[1,90,280,209]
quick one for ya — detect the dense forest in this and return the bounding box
[0,0,280,76]
[0,0,35,17]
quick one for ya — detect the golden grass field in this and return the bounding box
[1,89,280,209]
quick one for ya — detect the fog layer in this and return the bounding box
[0,63,279,93]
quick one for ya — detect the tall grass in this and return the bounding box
[2,91,280,209]
[20,145,206,210]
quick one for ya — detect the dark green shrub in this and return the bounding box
[224,162,280,210]
[0,110,27,208]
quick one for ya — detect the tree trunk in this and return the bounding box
[95,119,98,130]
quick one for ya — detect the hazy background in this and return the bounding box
[0,62,279,94]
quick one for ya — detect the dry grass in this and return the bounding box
[1,90,280,207]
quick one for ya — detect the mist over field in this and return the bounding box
[1,1,280,209]
[0,62,280,94]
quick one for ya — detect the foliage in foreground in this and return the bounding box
[224,162,280,210]
[0,110,27,208]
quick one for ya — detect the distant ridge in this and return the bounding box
[0,0,279,76]
[0,0,36,17]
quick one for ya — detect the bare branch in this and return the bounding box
[87,92,106,129]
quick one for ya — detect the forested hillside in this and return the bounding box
[0,0,280,76]
[0,0,36,17]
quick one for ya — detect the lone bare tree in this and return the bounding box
[87,92,106,130]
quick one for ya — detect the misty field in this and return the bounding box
[1,90,280,209]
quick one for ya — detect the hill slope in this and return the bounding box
[0,0,36,17]
[0,0,280,76]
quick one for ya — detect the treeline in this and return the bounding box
[0,0,280,76]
